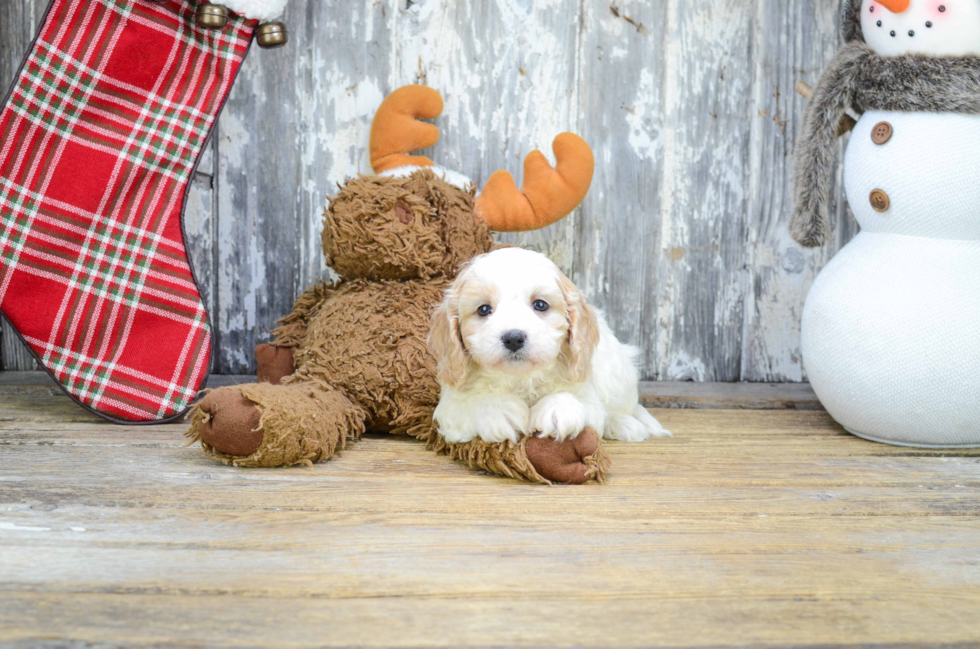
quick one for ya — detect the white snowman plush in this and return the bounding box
[217,0,289,22]
[791,0,980,447]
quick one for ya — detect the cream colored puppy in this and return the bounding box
[428,247,670,444]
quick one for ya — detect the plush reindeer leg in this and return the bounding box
[526,430,610,484]
[251,281,337,386]
[416,426,609,485]
[255,345,296,385]
[187,381,367,468]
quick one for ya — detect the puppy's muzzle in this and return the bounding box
[501,330,526,352]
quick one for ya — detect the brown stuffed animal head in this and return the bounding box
[322,85,596,281]
[322,171,494,281]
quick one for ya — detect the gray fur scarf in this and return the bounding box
[790,43,980,247]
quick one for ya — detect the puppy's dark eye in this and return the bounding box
[477,305,493,317]
[532,299,549,312]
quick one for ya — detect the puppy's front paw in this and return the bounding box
[530,393,588,441]
[474,397,530,443]
[435,395,529,444]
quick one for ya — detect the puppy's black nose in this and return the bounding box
[501,330,526,352]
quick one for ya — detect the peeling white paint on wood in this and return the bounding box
[0,0,854,380]
[0,0,46,372]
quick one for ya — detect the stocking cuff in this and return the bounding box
[222,0,288,22]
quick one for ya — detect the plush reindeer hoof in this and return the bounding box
[196,3,229,29]
[196,390,264,457]
[256,22,288,48]
[526,428,601,484]
[255,344,296,385]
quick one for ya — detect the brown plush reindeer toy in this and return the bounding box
[186,85,607,484]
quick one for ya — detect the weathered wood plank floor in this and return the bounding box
[1,379,979,648]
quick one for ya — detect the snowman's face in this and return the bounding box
[861,0,980,56]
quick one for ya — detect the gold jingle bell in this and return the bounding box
[196,3,229,29]
[256,22,288,49]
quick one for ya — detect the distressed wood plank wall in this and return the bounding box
[0,0,853,380]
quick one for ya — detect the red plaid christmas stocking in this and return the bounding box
[0,0,259,422]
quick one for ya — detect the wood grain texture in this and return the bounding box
[185,141,217,325]
[0,0,47,372]
[1,388,979,647]
[214,0,396,372]
[638,379,822,410]
[574,1,667,381]
[740,0,856,381]
[395,0,583,269]
[0,372,825,409]
[0,0,860,379]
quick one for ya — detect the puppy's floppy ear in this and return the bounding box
[559,271,599,383]
[428,291,469,387]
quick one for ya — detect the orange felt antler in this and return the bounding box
[475,133,594,232]
[370,85,444,174]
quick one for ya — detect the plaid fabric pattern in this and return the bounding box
[0,0,254,422]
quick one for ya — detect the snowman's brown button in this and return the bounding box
[870,189,890,212]
[871,121,893,145]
